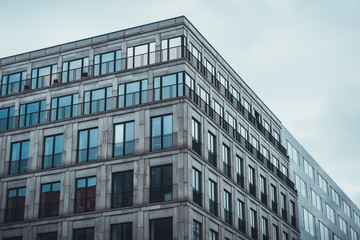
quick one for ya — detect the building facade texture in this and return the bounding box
[0,16,353,240]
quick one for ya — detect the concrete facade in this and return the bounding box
[0,16,301,239]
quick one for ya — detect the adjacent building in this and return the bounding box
[0,16,353,240]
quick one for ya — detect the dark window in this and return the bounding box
[151,114,172,151]
[154,72,183,101]
[260,175,267,205]
[248,166,256,197]
[4,237,23,240]
[238,200,246,233]
[222,144,231,178]
[192,118,201,155]
[5,187,26,223]
[193,220,202,240]
[1,71,27,95]
[73,227,94,240]
[43,135,63,169]
[150,165,172,203]
[282,232,288,240]
[271,184,278,214]
[250,208,258,240]
[161,36,183,61]
[112,171,133,208]
[10,140,29,175]
[192,168,201,206]
[272,225,279,240]
[281,193,287,220]
[111,222,132,240]
[210,230,218,240]
[31,64,57,89]
[94,50,121,76]
[84,86,113,114]
[208,132,216,167]
[224,190,232,225]
[62,57,89,82]
[78,128,98,163]
[262,217,268,239]
[118,80,148,107]
[236,155,244,187]
[127,43,155,69]
[75,177,96,213]
[114,122,134,157]
[149,217,172,240]
[37,232,57,240]
[0,106,14,131]
[19,100,46,127]
[209,180,217,216]
[50,94,79,120]
[290,200,296,227]
[40,182,60,218]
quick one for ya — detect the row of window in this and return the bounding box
[5,165,171,223]
[8,115,171,175]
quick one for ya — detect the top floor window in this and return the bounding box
[127,43,155,69]
[0,106,14,131]
[318,174,328,194]
[32,64,57,89]
[1,71,27,95]
[287,141,299,163]
[62,57,89,82]
[331,187,340,206]
[119,80,148,107]
[303,158,314,179]
[161,36,183,61]
[94,50,121,76]
[189,43,202,61]
[204,58,215,76]
[154,72,184,101]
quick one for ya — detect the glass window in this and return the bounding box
[0,106,15,131]
[224,190,232,225]
[111,222,132,240]
[127,43,155,69]
[37,232,57,240]
[208,132,216,167]
[192,118,201,155]
[350,227,358,240]
[318,174,328,194]
[154,72,184,101]
[343,201,351,217]
[331,187,340,206]
[238,199,246,233]
[272,225,279,240]
[303,208,315,236]
[5,187,26,223]
[240,125,248,141]
[271,184,278,213]
[151,114,172,151]
[222,144,231,178]
[319,221,330,240]
[40,182,60,218]
[294,173,307,197]
[3,237,23,240]
[260,175,267,204]
[75,176,96,213]
[94,50,121,76]
[19,100,46,127]
[192,168,201,206]
[193,220,202,240]
[287,141,299,163]
[149,217,172,240]
[84,86,112,114]
[261,145,270,160]
[325,203,335,224]
[251,135,259,151]
[1,71,27,95]
[236,156,244,187]
[112,171,133,208]
[51,94,79,120]
[31,64,57,89]
[280,164,288,177]
[209,230,218,240]
[212,100,223,119]
[118,79,147,107]
[339,216,347,234]
[310,189,322,211]
[303,158,314,179]
[248,166,256,195]
[10,140,29,175]
[62,57,89,82]
[150,165,172,203]
[262,217,268,237]
[197,85,210,105]
[43,134,63,169]
[204,58,215,76]
[162,36,183,61]
[218,73,228,89]
[78,128,98,163]
[114,122,135,157]
[242,98,251,115]
[250,209,257,239]
[354,211,360,227]
[73,227,94,240]
[209,180,217,216]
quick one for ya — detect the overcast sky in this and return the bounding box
[1,0,360,206]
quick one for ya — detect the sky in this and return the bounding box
[1,0,360,206]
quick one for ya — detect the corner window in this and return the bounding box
[5,187,26,223]
[40,182,60,218]
[150,165,172,203]
[44,134,63,169]
[94,50,121,76]
[154,72,183,101]
[51,94,79,120]
[1,71,27,95]
[0,106,14,131]
[151,114,172,151]
[62,57,89,82]
[19,100,46,127]
[84,87,112,114]
[31,64,57,89]
[112,171,133,208]
[118,80,147,107]
[127,43,155,69]
[75,177,96,213]
[10,140,29,175]
[78,128,98,163]
[114,122,135,157]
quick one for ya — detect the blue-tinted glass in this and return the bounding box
[52,182,61,191]
[2,75,7,84]
[126,82,140,106]
[88,177,96,187]
[118,85,125,108]
[163,115,172,149]
[102,52,114,62]
[152,117,161,151]
[0,108,9,131]
[40,100,46,110]
[54,135,63,154]
[21,141,29,159]
[18,188,26,197]
[8,189,17,198]
[9,73,20,84]
[114,124,124,157]
[154,77,160,100]
[79,130,88,149]
[69,59,82,70]
[89,129,97,148]
[44,136,54,156]
[115,50,121,71]
[58,95,72,119]
[77,178,86,188]
[162,74,177,99]
[59,95,71,106]
[39,66,51,77]
[42,184,51,193]
[27,102,39,113]
[125,122,135,155]
[178,72,183,96]
[11,143,20,161]
[20,105,25,115]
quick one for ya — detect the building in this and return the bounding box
[284,127,360,240]
[0,16,303,239]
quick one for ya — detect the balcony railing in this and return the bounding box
[209,199,217,216]
[150,186,172,203]
[223,161,231,178]
[251,227,258,240]
[282,209,288,221]
[193,189,202,207]
[208,150,217,168]
[272,201,278,214]
[9,159,28,175]
[291,215,297,228]
[192,138,201,156]
[249,183,256,198]
[261,192,267,206]
[238,218,246,234]
[224,209,232,225]
[237,173,244,188]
